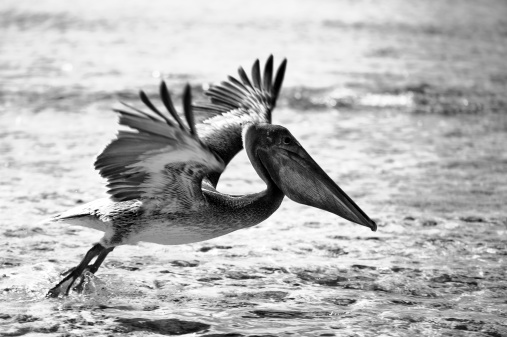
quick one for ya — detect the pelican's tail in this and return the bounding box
[46,198,120,232]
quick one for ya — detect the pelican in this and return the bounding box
[46,56,376,297]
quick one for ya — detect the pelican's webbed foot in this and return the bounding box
[46,243,114,298]
[46,267,93,297]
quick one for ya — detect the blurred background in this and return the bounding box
[1,0,507,336]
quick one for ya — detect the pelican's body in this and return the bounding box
[57,184,283,246]
[46,56,376,297]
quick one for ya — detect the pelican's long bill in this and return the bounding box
[255,127,377,231]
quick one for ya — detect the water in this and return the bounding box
[1,0,507,336]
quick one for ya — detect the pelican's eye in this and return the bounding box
[282,136,292,145]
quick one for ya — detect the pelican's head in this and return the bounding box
[243,123,377,231]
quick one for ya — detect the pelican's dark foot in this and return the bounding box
[46,243,114,298]
[46,266,98,298]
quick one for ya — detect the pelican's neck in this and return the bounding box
[201,124,285,226]
[202,172,284,230]
[241,123,285,216]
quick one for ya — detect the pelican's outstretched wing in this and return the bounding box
[94,84,225,210]
[194,55,287,186]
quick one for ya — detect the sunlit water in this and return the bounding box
[1,0,507,336]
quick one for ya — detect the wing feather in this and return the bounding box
[183,84,197,137]
[238,66,253,88]
[263,55,273,92]
[227,75,250,93]
[251,59,262,90]
[139,90,170,124]
[272,58,288,105]
[194,56,288,186]
[207,87,243,106]
[160,81,187,130]
[95,84,224,207]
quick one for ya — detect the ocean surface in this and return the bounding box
[1,0,507,336]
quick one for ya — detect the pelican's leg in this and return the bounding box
[46,243,106,298]
[58,247,113,277]
[72,246,115,293]
[89,246,114,273]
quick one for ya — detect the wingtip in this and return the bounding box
[281,58,288,69]
[159,81,189,129]
[160,80,168,93]
[251,59,261,89]
[272,57,288,103]
[183,83,192,105]
[263,55,274,92]
[237,66,252,88]
[183,84,196,137]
